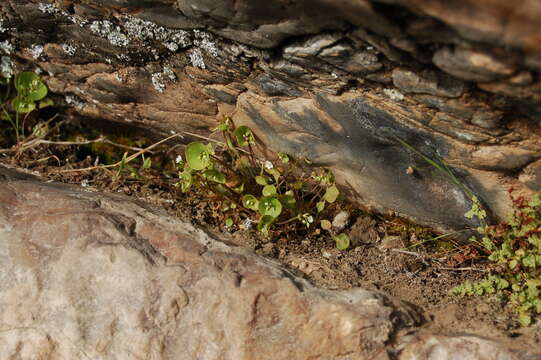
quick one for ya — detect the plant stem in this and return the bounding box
[276,215,300,225]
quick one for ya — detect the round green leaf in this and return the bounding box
[203,169,226,184]
[233,125,255,147]
[316,201,325,213]
[242,194,259,211]
[323,185,339,203]
[16,72,47,101]
[262,185,277,196]
[185,142,211,170]
[333,233,350,250]
[12,97,36,114]
[320,219,332,230]
[225,218,234,227]
[258,196,282,218]
[255,175,268,186]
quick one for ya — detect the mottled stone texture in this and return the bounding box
[1,0,541,230]
[0,166,538,360]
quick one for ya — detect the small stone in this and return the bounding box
[406,166,414,175]
[283,33,343,59]
[519,159,541,191]
[322,250,332,259]
[508,71,533,86]
[380,235,403,249]
[470,146,537,171]
[433,46,516,82]
[392,68,464,98]
[332,211,350,231]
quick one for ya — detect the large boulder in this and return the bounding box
[0,165,537,359]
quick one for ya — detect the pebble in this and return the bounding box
[332,211,350,231]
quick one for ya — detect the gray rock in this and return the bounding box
[433,46,517,82]
[332,211,350,231]
[0,167,413,360]
[392,68,464,98]
[284,33,344,59]
[254,74,302,97]
[319,44,382,74]
[470,146,537,171]
[519,159,541,191]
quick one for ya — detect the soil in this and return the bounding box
[1,116,540,351]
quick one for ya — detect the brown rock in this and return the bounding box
[392,68,464,98]
[470,146,538,171]
[433,46,516,82]
[519,158,541,191]
[399,334,528,360]
[0,167,410,359]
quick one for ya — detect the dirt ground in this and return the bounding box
[1,117,540,350]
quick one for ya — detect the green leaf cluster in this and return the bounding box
[176,117,350,248]
[1,71,53,142]
[453,191,541,326]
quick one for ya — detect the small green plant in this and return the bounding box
[1,71,52,143]
[176,117,349,249]
[452,190,541,326]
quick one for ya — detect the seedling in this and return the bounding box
[176,117,350,248]
[1,71,53,143]
[452,190,541,326]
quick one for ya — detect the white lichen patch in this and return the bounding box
[90,20,129,48]
[151,66,177,93]
[193,30,218,57]
[62,43,77,56]
[162,66,176,81]
[65,95,86,109]
[38,2,60,14]
[116,53,130,62]
[122,16,191,52]
[67,15,88,27]
[151,72,166,93]
[0,40,14,55]
[383,88,404,102]
[1,56,14,77]
[30,44,44,59]
[189,48,206,69]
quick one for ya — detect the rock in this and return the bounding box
[478,81,541,102]
[283,33,344,60]
[392,68,464,98]
[253,74,303,97]
[0,166,415,360]
[319,43,382,74]
[470,146,538,171]
[0,167,537,359]
[380,235,403,249]
[433,47,517,82]
[519,159,541,191]
[332,211,351,231]
[399,334,529,360]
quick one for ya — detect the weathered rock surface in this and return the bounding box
[1,0,541,231]
[0,166,539,359]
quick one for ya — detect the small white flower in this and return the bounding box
[81,179,90,187]
[264,160,273,169]
[175,155,183,164]
[242,218,253,229]
[307,215,314,224]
